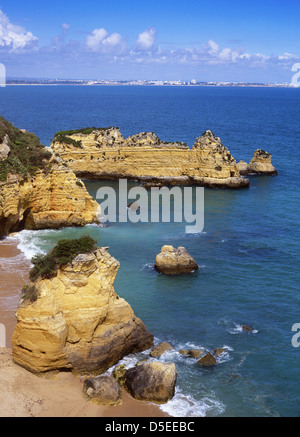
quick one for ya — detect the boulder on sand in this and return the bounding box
[125,362,177,404]
[83,375,122,406]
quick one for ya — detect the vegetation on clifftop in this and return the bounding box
[0,116,53,181]
[29,236,97,282]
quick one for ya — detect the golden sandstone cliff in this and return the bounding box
[0,117,100,236]
[12,241,154,375]
[50,128,250,189]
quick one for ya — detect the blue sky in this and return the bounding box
[0,0,299,83]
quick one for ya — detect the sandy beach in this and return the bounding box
[0,238,168,418]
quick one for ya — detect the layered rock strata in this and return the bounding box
[237,149,277,176]
[0,117,100,236]
[12,247,154,375]
[50,128,250,189]
[0,166,100,236]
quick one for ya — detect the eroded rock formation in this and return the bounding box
[238,149,278,176]
[12,246,154,375]
[0,116,100,236]
[155,245,198,275]
[0,166,100,235]
[50,128,250,189]
[247,149,278,175]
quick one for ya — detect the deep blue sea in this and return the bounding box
[0,85,300,417]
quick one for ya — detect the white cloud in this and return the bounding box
[62,23,70,32]
[207,39,219,55]
[86,28,108,51]
[102,32,122,46]
[136,27,157,50]
[86,28,123,52]
[0,9,38,50]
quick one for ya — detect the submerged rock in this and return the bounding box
[155,245,198,275]
[213,348,227,357]
[125,362,177,404]
[242,325,253,332]
[82,375,122,406]
[12,243,154,375]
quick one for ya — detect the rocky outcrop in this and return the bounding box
[0,165,100,236]
[0,116,100,236]
[0,134,10,160]
[150,342,173,358]
[237,150,277,176]
[196,352,217,367]
[125,362,177,404]
[1,166,100,236]
[247,149,278,175]
[82,375,122,406]
[237,160,249,176]
[50,128,250,189]
[155,245,198,275]
[12,246,154,375]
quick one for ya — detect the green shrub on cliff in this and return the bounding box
[0,116,52,181]
[29,236,97,281]
[54,127,115,137]
[21,285,39,303]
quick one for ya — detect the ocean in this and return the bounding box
[0,85,300,417]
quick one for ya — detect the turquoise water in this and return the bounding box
[0,85,300,416]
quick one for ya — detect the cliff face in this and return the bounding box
[0,116,100,236]
[50,128,249,188]
[12,246,154,375]
[0,165,100,236]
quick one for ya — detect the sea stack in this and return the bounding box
[12,238,154,375]
[247,149,278,175]
[155,245,199,275]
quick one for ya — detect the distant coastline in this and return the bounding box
[5,79,297,88]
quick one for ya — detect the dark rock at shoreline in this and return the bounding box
[82,375,122,406]
[150,342,173,358]
[125,362,177,404]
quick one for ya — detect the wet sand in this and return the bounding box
[0,238,168,418]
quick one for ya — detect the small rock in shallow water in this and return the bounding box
[214,348,227,356]
[196,352,217,367]
[150,342,173,358]
[155,245,198,275]
[242,325,253,332]
[187,349,204,359]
